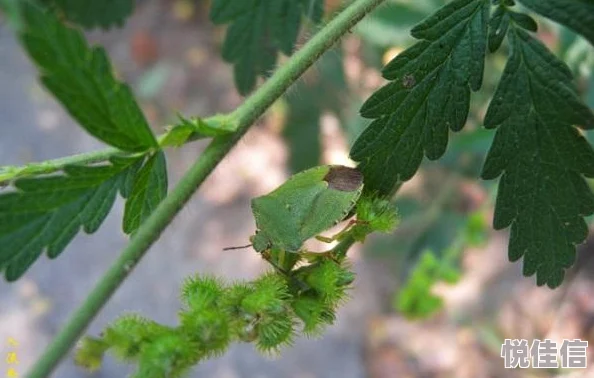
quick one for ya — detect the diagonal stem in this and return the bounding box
[26,0,387,376]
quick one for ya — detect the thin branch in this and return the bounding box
[0,147,124,184]
[25,0,388,376]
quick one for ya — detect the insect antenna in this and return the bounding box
[223,244,253,251]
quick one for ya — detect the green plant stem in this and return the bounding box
[0,123,209,184]
[26,0,387,377]
[0,147,122,183]
[333,235,357,260]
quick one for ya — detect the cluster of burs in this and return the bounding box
[76,262,350,378]
[75,190,398,378]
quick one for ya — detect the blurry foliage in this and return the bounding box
[276,0,593,316]
[277,0,496,317]
[395,250,461,319]
[3,0,594,373]
[283,47,348,172]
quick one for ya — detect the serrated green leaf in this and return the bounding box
[488,5,510,52]
[210,0,324,95]
[517,0,594,46]
[350,0,489,196]
[18,1,157,152]
[123,152,168,235]
[43,0,134,29]
[508,11,537,33]
[0,157,142,281]
[481,27,594,288]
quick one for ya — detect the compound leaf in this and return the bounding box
[210,0,324,95]
[350,0,489,196]
[0,157,142,281]
[18,1,157,152]
[481,27,594,288]
[0,152,168,281]
[123,151,168,234]
[517,0,594,46]
[44,0,135,29]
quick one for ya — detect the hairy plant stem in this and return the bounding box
[0,147,122,184]
[0,124,210,184]
[26,0,387,376]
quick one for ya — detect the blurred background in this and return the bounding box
[1,0,594,377]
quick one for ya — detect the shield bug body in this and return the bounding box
[250,165,364,255]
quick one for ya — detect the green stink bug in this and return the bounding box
[249,165,364,255]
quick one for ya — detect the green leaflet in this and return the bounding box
[18,1,157,152]
[42,0,135,29]
[159,115,238,148]
[350,0,489,196]
[0,157,141,281]
[210,0,324,95]
[481,27,594,288]
[517,0,594,46]
[123,152,168,234]
[0,153,169,281]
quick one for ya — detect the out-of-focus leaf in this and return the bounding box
[43,0,135,29]
[439,128,494,176]
[356,1,429,47]
[283,47,347,173]
[395,250,461,319]
[137,64,171,100]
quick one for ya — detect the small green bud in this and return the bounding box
[241,274,289,315]
[103,314,171,361]
[180,309,231,356]
[74,337,108,372]
[181,276,226,310]
[299,260,351,305]
[135,332,199,378]
[291,293,336,335]
[255,311,295,353]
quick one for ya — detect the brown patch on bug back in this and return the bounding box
[324,166,363,192]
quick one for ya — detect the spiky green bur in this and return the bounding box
[291,260,354,335]
[291,293,337,335]
[75,337,108,372]
[181,275,225,309]
[76,261,358,376]
[352,195,399,242]
[296,260,353,304]
[134,332,199,378]
[101,314,172,361]
[242,274,295,352]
